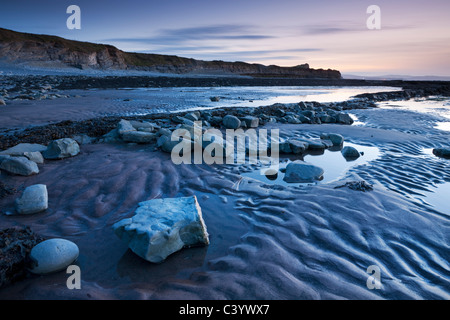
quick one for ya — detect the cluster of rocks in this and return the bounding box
[0,76,70,106]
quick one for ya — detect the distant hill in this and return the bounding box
[0,28,341,78]
[343,73,450,81]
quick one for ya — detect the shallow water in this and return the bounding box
[241,142,380,187]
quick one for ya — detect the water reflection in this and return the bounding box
[242,142,380,186]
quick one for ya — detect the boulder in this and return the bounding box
[113,196,209,263]
[223,115,241,129]
[0,156,39,176]
[0,99,6,106]
[28,239,79,275]
[121,131,156,144]
[337,113,354,125]
[210,96,220,102]
[15,184,48,215]
[42,138,80,160]
[321,133,344,146]
[433,148,450,159]
[241,116,259,128]
[341,146,361,160]
[283,161,324,183]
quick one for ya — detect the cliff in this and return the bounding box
[0,28,341,78]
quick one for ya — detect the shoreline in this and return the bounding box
[0,78,449,300]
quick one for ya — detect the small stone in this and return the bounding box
[29,239,79,275]
[210,96,220,102]
[15,184,48,215]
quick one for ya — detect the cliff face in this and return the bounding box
[0,28,341,78]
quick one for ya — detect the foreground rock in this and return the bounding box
[28,239,79,275]
[0,156,39,176]
[113,196,209,263]
[15,184,48,215]
[42,138,80,160]
[222,115,241,129]
[283,161,324,183]
[0,227,45,288]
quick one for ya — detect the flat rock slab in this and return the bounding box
[0,156,39,176]
[113,196,209,263]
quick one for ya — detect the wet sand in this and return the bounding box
[0,100,449,299]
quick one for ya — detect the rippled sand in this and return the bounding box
[0,103,449,299]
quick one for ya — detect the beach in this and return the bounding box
[0,77,449,300]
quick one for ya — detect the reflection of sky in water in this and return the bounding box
[378,97,450,132]
[242,142,380,187]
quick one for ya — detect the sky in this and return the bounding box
[1,0,449,77]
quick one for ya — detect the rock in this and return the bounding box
[113,196,209,263]
[285,115,302,124]
[341,146,361,159]
[23,152,44,164]
[0,99,6,106]
[117,119,135,135]
[15,184,48,215]
[337,113,354,125]
[28,239,79,275]
[184,112,199,122]
[121,131,156,144]
[288,140,308,154]
[72,134,95,145]
[433,148,450,159]
[0,143,47,156]
[0,227,45,288]
[223,115,241,129]
[279,141,293,154]
[42,138,80,160]
[210,96,220,102]
[283,161,324,183]
[0,156,39,176]
[321,133,344,146]
[241,116,259,128]
[0,143,45,164]
[129,120,155,132]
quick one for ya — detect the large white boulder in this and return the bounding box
[29,239,79,275]
[15,184,48,215]
[113,196,209,263]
